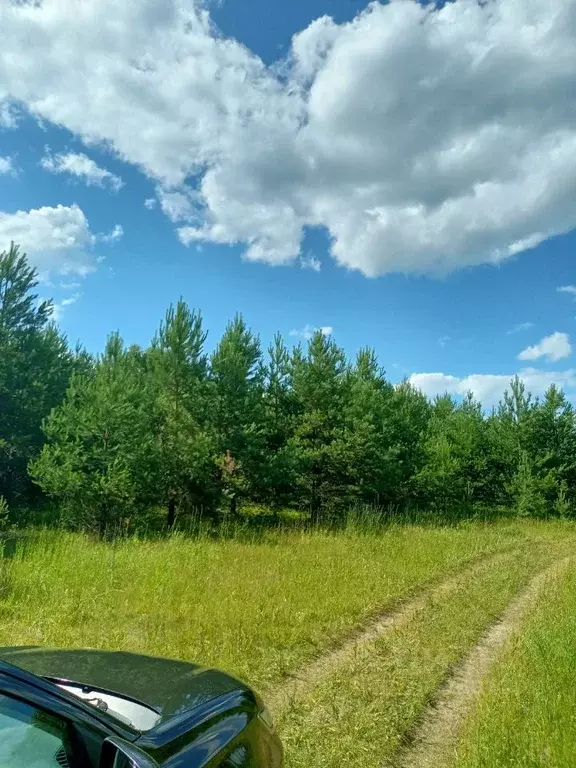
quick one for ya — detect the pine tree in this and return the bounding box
[30,333,152,535]
[148,301,214,526]
[290,331,349,519]
[209,315,265,514]
[0,243,74,505]
[7,234,576,527]
[525,385,576,514]
[258,333,299,509]
[387,380,431,511]
[334,348,396,508]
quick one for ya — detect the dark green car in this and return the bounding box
[0,647,283,767]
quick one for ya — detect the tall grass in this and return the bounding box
[454,558,576,768]
[277,538,571,768]
[0,521,526,690]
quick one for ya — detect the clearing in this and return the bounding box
[0,519,573,766]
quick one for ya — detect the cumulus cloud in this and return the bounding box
[144,197,157,210]
[40,149,123,192]
[0,204,119,278]
[157,187,198,223]
[410,368,576,409]
[101,223,124,243]
[0,156,14,175]
[3,0,576,274]
[518,332,572,362]
[289,324,333,340]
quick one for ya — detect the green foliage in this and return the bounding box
[289,331,349,517]
[30,334,153,535]
[210,315,266,511]
[5,241,576,530]
[554,479,571,518]
[0,243,74,505]
[0,496,9,533]
[147,300,215,524]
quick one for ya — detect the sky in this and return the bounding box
[1,0,576,408]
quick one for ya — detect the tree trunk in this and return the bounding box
[230,494,237,518]
[99,505,108,540]
[167,497,176,528]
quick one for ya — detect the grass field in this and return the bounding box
[453,557,576,768]
[0,519,574,766]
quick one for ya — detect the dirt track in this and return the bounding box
[265,550,513,718]
[394,556,571,768]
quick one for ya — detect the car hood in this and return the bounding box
[0,647,249,729]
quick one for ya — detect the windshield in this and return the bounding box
[53,683,161,733]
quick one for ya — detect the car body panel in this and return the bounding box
[0,647,283,766]
[0,647,244,726]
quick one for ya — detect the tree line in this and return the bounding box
[2,242,576,533]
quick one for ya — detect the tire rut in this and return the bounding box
[392,555,572,768]
[265,549,516,717]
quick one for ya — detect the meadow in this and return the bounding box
[0,519,573,766]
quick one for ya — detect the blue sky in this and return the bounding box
[1,0,576,407]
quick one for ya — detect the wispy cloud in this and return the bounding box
[558,285,576,299]
[40,148,123,192]
[0,156,15,175]
[0,100,18,129]
[101,224,124,243]
[300,254,321,272]
[518,332,572,363]
[144,198,157,210]
[44,292,81,322]
[438,335,450,348]
[507,322,534,335]
[289,324,333,341]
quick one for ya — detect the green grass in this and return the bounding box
[0,522,524,691]
[0,519,574,767]
[453,557,576,768]
[276,537,572,768]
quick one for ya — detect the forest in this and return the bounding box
[1,242,576,534]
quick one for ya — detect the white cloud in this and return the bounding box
[0,99,18,128]
[59,280,81,290]
[157,187,198,223]
[300,254,321,272]
[409,368,576,409]
[0,204,118,278]
[558,285,576,298]
[101,223,124,243]
[0,156,15,175]
[60,293,80,307]
[48,292,80,322]
[3,1,576,274]
[518,332,572,363]
[289,324,333,340]
[507,322,534,335]
[40,150,123,192]
[144,197,157,210]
